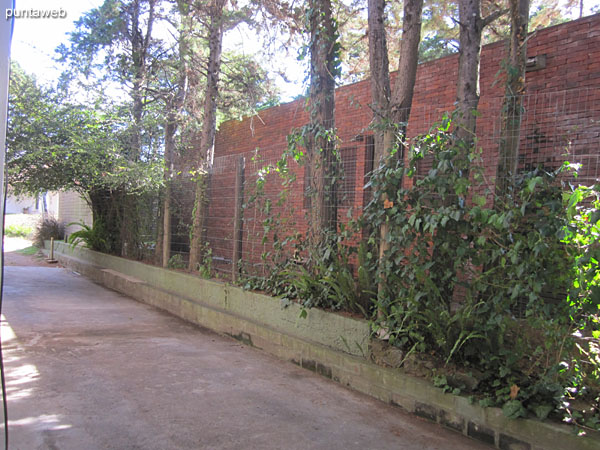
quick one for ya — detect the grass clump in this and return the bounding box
[5,224,33,238]
[33,216,65,248]
[16,246,40,255]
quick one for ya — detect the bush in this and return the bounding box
[5,224,33,238]
[167,254,186,269]
[363,115,599,429]
[67,221,109,253]
[33,216,65,248]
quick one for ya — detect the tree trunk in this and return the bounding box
[368,0,423,165]
[120,0,156,256]
[154,198,164,265]
[389,0,423,144]
[307,0,338,251]
[128,0,155,162]
[456,0,483,147]
[495,0,529,201]
[456,1,506,152]
[158,1,195,267]
[189,0,225,270]
[368,0,391,165]
[162,115,176,267]
[368,0,423,309]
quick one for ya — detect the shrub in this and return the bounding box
[5,224,33,238]
[33,216,65,248]
[363,115,599,429]
[67,221,109,253]
[167,254,186,269]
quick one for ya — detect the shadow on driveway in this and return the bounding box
[0,265,490,449]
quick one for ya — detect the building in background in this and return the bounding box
[4,188,92,236]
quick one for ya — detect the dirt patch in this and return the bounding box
[4,251,61,268]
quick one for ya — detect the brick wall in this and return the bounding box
[197,14,600,277]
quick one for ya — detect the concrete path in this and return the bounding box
[0,265,489,449]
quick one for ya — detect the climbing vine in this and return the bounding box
[362,114,599,430]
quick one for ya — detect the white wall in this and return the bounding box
[46,191,60,218]
[57,191,93,235]
[5,190,42,214]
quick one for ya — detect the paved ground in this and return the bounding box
[3,237,59,268]
[0,248,489,449]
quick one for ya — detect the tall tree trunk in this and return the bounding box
[162,114,176,267]
[495,0,529,201]
[161,3,192,267]
[128,0,155,162]
[456,0,506,153]
[388,0,423,146]
[122,0,156,256]
[155,199,164,265]
[189,0,225,271]
[369,0,422,163]
[368,0,423,310]
[456,0,483,148]
[368,0,391,165]
[454,1,507,303]
[307,0,338,251]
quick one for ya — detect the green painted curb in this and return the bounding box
[48,242,600,450]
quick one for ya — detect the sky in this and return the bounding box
[5,0,600,100]
[9,0,103,82]
[7,0,306,100]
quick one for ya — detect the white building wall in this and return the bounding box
[46,192,60,218]
[5,192,40,214]
[57,191,93,235]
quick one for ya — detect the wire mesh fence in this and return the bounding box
[149,87,600,287]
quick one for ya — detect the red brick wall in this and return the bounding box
[203,14,600,277]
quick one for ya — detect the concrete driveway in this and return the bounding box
[0,264,489,449]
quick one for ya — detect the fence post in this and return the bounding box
[232,156,245,282]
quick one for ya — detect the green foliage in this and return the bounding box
[282,234,373,315]
[418,34,457,62]
[244,112,596,429]
[563,184,600,316]
[33,217,65,248]
[5,224,33,238]
[67,221,110,253]
[362,114,599,429]
[560,183,600,430]
[195,247,213,279]
[167,254,187,270]
[243,228,374,317]
[240,148,373,317]
[48,1,278,263]
[16,246,40,256]
[56,0,162,92]
[8,62,163,257]
[7,62,164,198]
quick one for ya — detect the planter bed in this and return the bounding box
[47,241,600,450]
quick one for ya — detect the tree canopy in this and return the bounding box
[7,62,163,199]
[336,0,582,83]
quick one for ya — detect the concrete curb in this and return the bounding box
[48,242,600,450]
